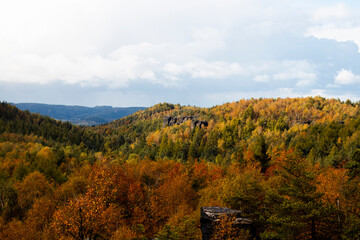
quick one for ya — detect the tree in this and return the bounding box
[14,171,52,211]
[151,172,197,229]
[342,177,360,239]
[347,148,360,178]
[263,149,339,239]
[22,197,57,240]
[52,194,117,240]
[251,134,270,172]
[159,134,169,158]
[188,128,204,160]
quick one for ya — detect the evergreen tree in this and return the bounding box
[263,150,339,239]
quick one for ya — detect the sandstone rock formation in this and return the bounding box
[163,116,208,129]
[191,119,208,129]
[200,207,254,240]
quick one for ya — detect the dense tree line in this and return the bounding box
[0,102,104,151]
[0,97,359,239]
[98,98,360,173]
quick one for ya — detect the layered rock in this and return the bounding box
[200,207,254,240]
[191,120,208,129]
[163,116,208,129]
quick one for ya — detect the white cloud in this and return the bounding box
[204,88,298,105]
[0,37,318,89]
[164,63,183,76]
[295,77,316,87]
[0,0,312,89]
[307,3,360,51]
[326,83,340,88]
[271,60,317,86]
[0,53,150,87]
[164,61,243,79]
[273,71,317,86]
[307,25,360,51]
[163,59,317,85]
[304,89,360,103]
[312,3,352,22]
[205,87,360,107]
[0,39,242,88]
[334,69,360,85]
[254,74,269,82]
[1,0,360,106]
[110,27,225,63]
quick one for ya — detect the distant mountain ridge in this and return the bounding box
[14,103,146,126]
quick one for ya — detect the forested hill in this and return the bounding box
[2,97,360,177]
[97,97,360,170]
[14,103,145,126]
[1,97,360,239]
[0,102,103,151]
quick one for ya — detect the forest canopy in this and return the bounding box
[0,97,360,239]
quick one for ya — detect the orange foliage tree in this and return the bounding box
[52,194,117,240]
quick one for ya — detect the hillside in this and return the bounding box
[0,102,104,151]
[98,97,360,169]
[14,103,146,126]
[0,97,360,239]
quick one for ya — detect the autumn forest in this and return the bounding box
[0,97,360,239]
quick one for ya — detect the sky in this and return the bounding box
[1,0,360,107]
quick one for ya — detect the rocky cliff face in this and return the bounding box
[200,207,254,240]
[191,119,208,129]
[163,116,195,127]
[163,116,208,129]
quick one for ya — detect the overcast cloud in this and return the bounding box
[0,0,360,107]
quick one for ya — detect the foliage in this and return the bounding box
[0,97,359,239]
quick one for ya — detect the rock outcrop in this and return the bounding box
[163,116,208,129]
[163,116,195,127]
[191,120,208,129]
[200,207,254,240]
